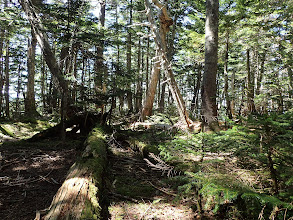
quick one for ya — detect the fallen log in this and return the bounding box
[36,126,108,220]
[29,112,107,141]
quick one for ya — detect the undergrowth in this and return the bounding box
[157,112,293,219]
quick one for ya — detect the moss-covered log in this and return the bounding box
[37,127,107,220]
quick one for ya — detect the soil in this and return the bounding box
[0,138,82,220]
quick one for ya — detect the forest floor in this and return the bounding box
[0,122,83,220]
[0,121,196,220]
[105,131,195,219]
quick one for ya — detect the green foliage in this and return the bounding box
[156,112,293,218]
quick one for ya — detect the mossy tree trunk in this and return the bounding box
[38,127,107,220]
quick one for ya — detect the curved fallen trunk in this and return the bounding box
[29,112,107,141]
[36,127,108,220]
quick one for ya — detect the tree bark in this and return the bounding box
[0,27,5,117]
[25,29,38,117]
[126,0,133,113]
[20,0,68,139]
[159,14,178,113]
[146,29,150,94]
[201,0,220,131]
[191,64,202,115]
[135,38,143,113]
[4,40,9,118]
[141,50,161,120]
[256,53,265,96]
[223,32,232,119]
[94,0,106,113]
[143,0,191,126]
[39,127,107,220]
[15,59,22,117]
[230,71,235,117]
[246,49,256,113]
[19,0,68,94]
[40,56,47,113]
[159,77,166,113]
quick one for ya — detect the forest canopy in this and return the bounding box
[0,0,291,122]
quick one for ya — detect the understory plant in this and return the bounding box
[158,112,293,219]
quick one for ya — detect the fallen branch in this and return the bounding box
[147,181,177,197]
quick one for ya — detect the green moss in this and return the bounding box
[79,126,108,220]
[81,200,100,220]
[0,125,15,137]
[115,176,155,198]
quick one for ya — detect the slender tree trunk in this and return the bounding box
[135,38,143,113]
[25,29,38,117]
[230,71,235,117]
[126,0,133,113]
[4,40,9,118]
[288,67,293,91]
[201,0,219,131]
[72,50,78,103]
[0,28,4,117]
[191,64,202,114]
[159,77,166,113]
[256,53,265,96]
[146,29,150,94]
[246,49,256,113]
[15,59,22,117]
[41,56,47,113]
[157,73,161,106]
[223,32,232,119]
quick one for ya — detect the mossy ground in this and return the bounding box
[0,120,54,141]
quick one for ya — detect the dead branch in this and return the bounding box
[144,153,178,177]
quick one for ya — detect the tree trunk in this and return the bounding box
[143,0,191,126]
[20,0,68,139]
[158,76,166,113]
[159,14,177,114]
[126,0,133,113]
[246,49,256,113]
[256,53,265,95]
[135,38,143,113]
[39,127,107,220]
[141,50,161,120]
[146,29,150,94]
[191,64,202,115]
[41,56,47,113]
[0,27,4,117]
[15,59,22,117]
[230,71,235,117]
[19,0,68,94]
[25,29,38,117]
[223,32,232,119]
[94,0,106,113]
[201,0,219,131]
[4,40,9,118]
